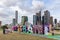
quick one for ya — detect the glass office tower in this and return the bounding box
[33,15,37,25]
[21,16,28,25]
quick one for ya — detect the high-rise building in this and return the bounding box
[54,19,57,24]
[57,23,60,27]
[44,10,50,25]
[15,11,18,24]
[33,15,37,25]
[50,16,53,25]
[21,16,28,25]
[42,16,44,25]
[33,11,41,25]
[13,18,16,26]
[54,19,57,27]
[36,11,41,25]
[58,21,60,27]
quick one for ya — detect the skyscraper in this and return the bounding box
[39,11,41,25]
[33,11,41,25]
[36,11,41,25]
[54,19,57,27]
[42,16,44,25]
[15,11,18,24]
[13,18,16,26]
[44,10,50,25]
[50,16,53,25]
[33,15,37,25]
[21,16,28,25]
[54,19,57,24]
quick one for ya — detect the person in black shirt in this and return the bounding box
[2,25,8,34]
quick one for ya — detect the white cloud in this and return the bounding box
[32,0,44,9]
[23,0,45,13]
[0,0,45,25]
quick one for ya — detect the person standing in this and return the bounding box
[2,25,8,34]
[18,25,20,32]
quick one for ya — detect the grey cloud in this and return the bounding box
[0,0,45,24]
[0,13,9,18]
[3,0,18,7]
[0,7,14,18]
[0,0,44,13]
[2,0,31,7]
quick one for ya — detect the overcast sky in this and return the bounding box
[0,0,60,25]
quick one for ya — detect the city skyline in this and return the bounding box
[0,0,60,25]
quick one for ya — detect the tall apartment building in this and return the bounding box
[15,11,18,24]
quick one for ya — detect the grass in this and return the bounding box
[0,31,56,40]
[0,28,2,31]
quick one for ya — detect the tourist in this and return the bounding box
[2,25,8,34]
